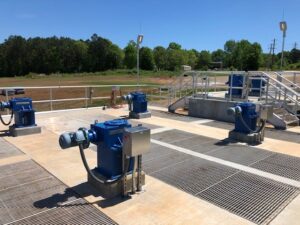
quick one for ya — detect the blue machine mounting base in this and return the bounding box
[9,125,41,137]
[228,130,264,145]
[87,168,145,198]
[129,111,151,119]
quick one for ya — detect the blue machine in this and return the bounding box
[60,119,133,179]
[122,91,151,118]
[226,74,244,97]
[228,102,258,134]
[90,120,133,179]
[124,92,148,113]
[0,97,36,128]
[228,102,268,144]
[249,75,266,96]
[59,118,150,198]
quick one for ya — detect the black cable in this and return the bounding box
[237,113,265,134]
[78,143,131,185]
[0,110,13,126]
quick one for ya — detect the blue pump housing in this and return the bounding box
[249,75,266,96]
[88,119,133,179]
[234,102,258,134]
[226,74,244,97]
[3,98,36,128]
[130,92,148,114]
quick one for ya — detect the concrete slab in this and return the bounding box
[1,107,300,225]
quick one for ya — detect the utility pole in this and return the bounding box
[268,43,273,69]
[294,42,298,49]
[271,39,276,68]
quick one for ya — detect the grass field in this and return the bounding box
[0,70,179,112]
[0,70,179,87]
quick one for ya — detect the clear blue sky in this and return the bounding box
[0,0,299,53]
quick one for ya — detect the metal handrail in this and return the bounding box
[0,84,164,112]
[274,71,300,90]
[260,71,300,97]
[0,84,159,89]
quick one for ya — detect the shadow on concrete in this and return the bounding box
[34,181,131,209]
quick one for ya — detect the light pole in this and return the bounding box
[136,34,143,89]
[279,21,287,70]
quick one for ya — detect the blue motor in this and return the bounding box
[226,74,244,97]
[249,75,266,96]
[0,97,36,128]
[228,102,258,134]
[59,119,150,198]
[122,92,151,119]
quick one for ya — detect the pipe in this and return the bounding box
[78,143,132,185]
[0,110,13,126]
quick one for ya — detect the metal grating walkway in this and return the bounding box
[0,160,118,225]
[0,137,23,159]
[152,129,300,180]
[146,131,300,224]
[198,172,299,225]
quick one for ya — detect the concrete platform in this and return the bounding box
[9,125,41,137]
[0,106,300,225]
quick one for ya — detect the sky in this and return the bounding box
[0,0,299,53]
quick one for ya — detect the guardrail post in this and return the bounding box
[5,89,9,115]
[50,88,53,111]
[229,73,233,101]
[265,77,269,104]
[214,74,217,92]
[85,87,88,109]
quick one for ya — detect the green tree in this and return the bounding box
[139,47,154,70]
[153,46,167,70]
[2,36,27,76]
[168,42,181,50]
[289,48,300,64]
[124,41,136,69]
[186,50,197,68]
[232,40,262,70]
[195,50,211,70]
[106,44,124,69]
[224,40,236,68]
[87,34,112,71]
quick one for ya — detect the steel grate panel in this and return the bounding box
[143,151,193,175]
[11,199,118,225]
[0,160,38,178]
[206,144,274,166]
[151,129,198,144]
[0,166,51,191]
[251,153,300,181]
[143,145,176,163]
[197,172,299,225]
[151,110,200,122]
[0,160,118,224]
[149,157,237,195]
[0,177,79,223]
[0,137,23,159]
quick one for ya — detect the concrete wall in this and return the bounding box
[188,98,236,122]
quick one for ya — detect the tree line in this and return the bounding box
[0,34,299,77]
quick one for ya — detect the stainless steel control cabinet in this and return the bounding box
[123,126,150,156]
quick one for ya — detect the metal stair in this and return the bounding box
[258,71,300,129]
